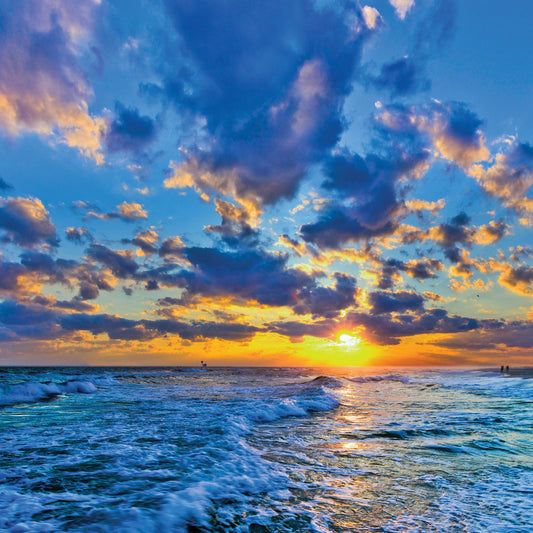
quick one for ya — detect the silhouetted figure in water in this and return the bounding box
[506,365,510,374]
[501,365,504,374]
[201,360,207,370]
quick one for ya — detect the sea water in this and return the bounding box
[0,367,531,532]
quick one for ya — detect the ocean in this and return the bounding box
[0,366,531,532]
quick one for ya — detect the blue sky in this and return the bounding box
[1,0,532,366]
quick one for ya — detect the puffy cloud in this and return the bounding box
[203,198,260,247]
[371,57,430,97]
[367,290,425,315]
[293,273,358,318]
[375,101,489,168]
[405,198,445,215]
[81,201,148,222]
[19,251,77,285]
[160,0,371,209]
[469,142,533,222]
[509,246,533,263]
[0,0,106,163]
[401,213,508,253]
[65,226,92,243]
[175,247,317,308]
[404,258,444,280]
[300,148,428,249]
[105,103,157,153]
[0,196,57,248]
[300,208,398,249]
[389,0,415,20]
[361,6,383,30]
[158,236,185,259]
[499,265,533,296]
[86,244,139,279]
[128,229,160,256]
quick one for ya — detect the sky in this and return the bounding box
[1,0,533,367]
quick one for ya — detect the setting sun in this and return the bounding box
[338,333,361,347]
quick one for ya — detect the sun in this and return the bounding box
[338,333,361,347]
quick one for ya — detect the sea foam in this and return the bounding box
[0,380,97,407]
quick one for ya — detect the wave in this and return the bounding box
[347,374,409,384]
[351,428,453,440]
[0,380,97,407]
[245,377,340,424]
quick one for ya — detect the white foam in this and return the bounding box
[0,380,97,406]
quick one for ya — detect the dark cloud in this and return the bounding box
[20,251,77,284]
[376,257,443,288]
[204,199,259,247]
[105,102,157,153]
[293,273,358,318]
[370,57,431,97]
[59,312,262,342]
[79,201,148,222]
[0,196,58,248]
[0,260,27,292]
[86,244,139,278]
[267,319,336,343]
[158,236,184,258]
[160,0,371,207]
[0,176,13,192]
[126,229,159,256]
[65,227,92,244]
[178,246,317,307]
[509,246,533,263]
[367,290,425,315]
[345,308,481,345]
[300,146,428,249]
[366,0,456,98]
[0,299,56,326]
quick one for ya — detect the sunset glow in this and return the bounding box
[0,1,532,366]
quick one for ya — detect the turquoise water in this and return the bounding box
[0,367,531,532]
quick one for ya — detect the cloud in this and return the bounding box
[344,307,480,345]
[58,311,263,342]
[375,101,489,168]
[0,176,14,192]
[389,0,415,20]
[159,0,371,209]
[105,102,157,153]
[0,0,106,163]
[469,142,533,222]
[367,290,425,315]
[203,198,260,247]
[0,196,57,248]
[65,226,92,244]
[81,201,148,222]
[86,244,139,279]
[158,236,185,259]
[498,264,533,296]
[361,6,383,30]
[128,229,160,256]
[293,273,358,318]
[401,212,508,254]
[371,57,430,97]
[300,147,428,249]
